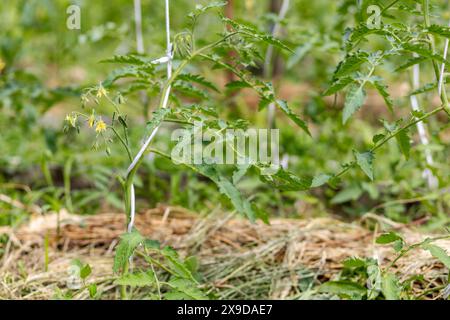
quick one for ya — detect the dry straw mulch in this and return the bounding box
[0,206,449,299]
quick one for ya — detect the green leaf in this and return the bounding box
[260,168,312,191]
[258,34,293,53]
[426,24,450,39]
[319,281,366,299]
[80,264,92,279]
[372,133,385,144]
[173,81,209,99]
[88,284,97,299]
[382,273,401,300]
[199,165,257,222]
[114,270,155,287]
[189,1,227,19]
[276,100,310,136]
[373,81,394,112]
[395,56,427,72]
[333,51,369,79]
[166,278,208,300]
[177,74,219,92]
[225,80,252,91]
[100,54,151,65]
[323,77,354,96]
[422,244,450,269]
[403,44,450,68]
[311,174,331,188]
[343,257,367,269]
[355,151,374,180]
[113,230,144,274]
[367,264,382,300]
[144,108,171,139]
[161,246,197,282]
[409,82,437,96]
[395,129,411,160]
[343,85,366,124]
[232,164,250,184]
[376,232,404,244]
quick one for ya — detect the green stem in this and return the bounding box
[108,126,133,162]
[381,0,400,15]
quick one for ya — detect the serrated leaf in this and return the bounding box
[376,232,404,244]
[311,174,331,188]
[276,100,310,136]
[422,244,450,269]
[161,246,197,282]
[100,54,151,65]
[180,162,260,223]
[334,51,369,79]
[367,264,382,300]
[232,164,250,184]
[343,85,366,124]
[395,129,410,160]
[403,44,450,68]
[177,74,219,92]
[80,264,92,279]
[173,81,209,99]
[319,281,366,299]
[260,168,312,191]
[144,108,171,139]
[166,278,208,300]
[373,81,394,112]
[372,133,385,144]
[113,230,144,274]
[225,80,252,91]
[88,284,97,298]
[426,24,450,38]
[323,77,354,96]
[395,56,427,72]
[409,82,437,96]
[355,151,374,180]
[114,270,155,287]
[258,34,293,53]
[382,273,401,300]
[343,257,367,269]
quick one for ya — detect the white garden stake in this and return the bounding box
[438,21,450,97]
[410,60,438,189]
[134,0,145,54]
[265,0,290,130]
[127,0,172,233]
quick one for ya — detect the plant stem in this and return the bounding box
[333,105,445,180]
[108,126,133,162]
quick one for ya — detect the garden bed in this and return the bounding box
[1,207,448,300]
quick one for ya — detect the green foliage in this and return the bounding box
[322,233,450,300]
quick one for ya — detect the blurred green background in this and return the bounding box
[0,0,449,230]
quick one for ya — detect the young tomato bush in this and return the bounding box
[62,1,450,300]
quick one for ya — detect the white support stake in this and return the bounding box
[265,0,290,130]
[410,59,438,189]
[134,0,145,54]
[127,0,173,233]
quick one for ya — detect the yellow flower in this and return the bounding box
[96,85,108,98]
[95,119,107,133]
[88,112,95,128]
[81,94,89,105]
[0,58,5,72]
[65,114,77,127]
